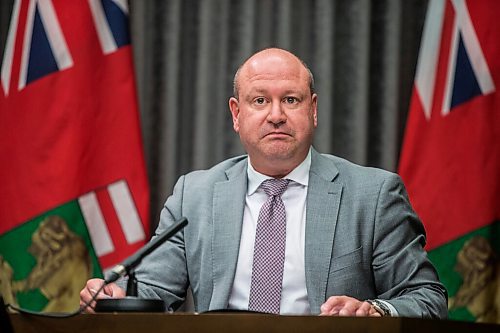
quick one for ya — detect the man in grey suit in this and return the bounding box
[80,48,447,318]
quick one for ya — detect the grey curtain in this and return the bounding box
[1,0,428,229]
[129,0,428,228]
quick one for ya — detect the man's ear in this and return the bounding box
[312,93,318,127]
[229,97,240,132]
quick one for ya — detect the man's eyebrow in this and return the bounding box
[247,88,268,95]
[282,89,304,96]
[246,88,304,96]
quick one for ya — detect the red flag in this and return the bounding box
[0,1,149,269]
[399,0,500,322]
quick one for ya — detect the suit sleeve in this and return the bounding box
[119,175,189,311]
[372,173,448,318]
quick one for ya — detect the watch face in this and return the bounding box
[375,301,390,316]
[368,300,391,316]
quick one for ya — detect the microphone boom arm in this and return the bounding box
[105,217,188,284]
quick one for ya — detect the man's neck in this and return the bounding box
[248,148,312,179]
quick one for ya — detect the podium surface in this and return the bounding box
[7,312,500,333]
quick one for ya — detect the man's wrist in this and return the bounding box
[366,299,392,317]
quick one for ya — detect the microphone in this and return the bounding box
[105,217,188,284]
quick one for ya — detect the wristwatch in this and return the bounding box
[366,299,392,317]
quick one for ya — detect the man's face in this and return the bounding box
[229,50,317,176]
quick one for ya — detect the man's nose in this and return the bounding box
[266,101,286,124]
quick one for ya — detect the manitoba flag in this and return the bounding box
[0,0,149,312]
[399,0,500,323]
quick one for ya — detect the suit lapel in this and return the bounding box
[305,149,343,313]
[209,159,248,310]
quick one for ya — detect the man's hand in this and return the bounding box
[320,295,382,317]
[79,278,126,313]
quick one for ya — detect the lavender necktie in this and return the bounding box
[248,178,290,314]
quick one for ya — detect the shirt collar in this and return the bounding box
[247,148,311,195]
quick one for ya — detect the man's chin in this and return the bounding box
[261,145,295,160]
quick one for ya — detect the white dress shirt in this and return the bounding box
[228,150,312,314]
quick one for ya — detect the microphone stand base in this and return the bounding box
[95,297,165,312]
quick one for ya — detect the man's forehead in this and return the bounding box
[243,55,304,77]
[245,71,303,83]
[234,49,312,97]
[239,63,308,89]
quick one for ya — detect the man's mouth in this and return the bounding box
[264,131,291,138]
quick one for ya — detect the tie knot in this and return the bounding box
[260,179,290,197]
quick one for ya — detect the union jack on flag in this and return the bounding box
[414,0,495,120]
[1,0,130,95]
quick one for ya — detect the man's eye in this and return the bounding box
[254,97,266,104]
[284,97,298,104]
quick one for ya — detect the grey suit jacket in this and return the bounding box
[133,148,448,318]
